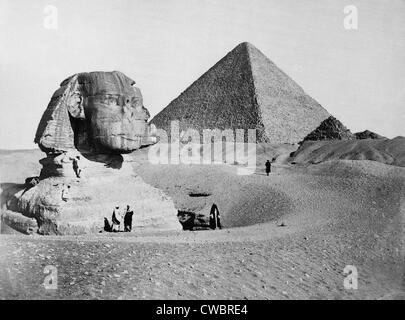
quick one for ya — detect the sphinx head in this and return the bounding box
[35,71,153,154]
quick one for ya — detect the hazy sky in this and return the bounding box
[1,0,404,149]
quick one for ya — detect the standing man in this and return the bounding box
[209,204,216,230]
[265,160,271,176]
[124,205,134,232]
[73,156,82,178]
[216,209,222,230]
[111,206,121,232]
[209,204,221,230]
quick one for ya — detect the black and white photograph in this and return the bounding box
[0,0,404,306]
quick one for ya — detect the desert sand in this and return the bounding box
[0,148,404,299]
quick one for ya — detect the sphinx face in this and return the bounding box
[35,71,153,154]
[78,72,150,153]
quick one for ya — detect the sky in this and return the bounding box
[0,0,404,149]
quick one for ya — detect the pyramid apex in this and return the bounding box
[232,42,265,61]
[239,41,253,46]
[235,41,256,50]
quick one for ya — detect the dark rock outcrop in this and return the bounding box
[354,130,384,140]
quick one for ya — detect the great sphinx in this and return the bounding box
[34,71,156,177]
[2,71,179,235]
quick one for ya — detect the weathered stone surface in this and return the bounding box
[0,210,38,235]
[2,71,179,235]
[35,71,153,154]
[151,42,330,144]
[13,171,179,235]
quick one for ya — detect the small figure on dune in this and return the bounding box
[265,159,271,176]
[73,156,81,178]
[209,204,222,230]
[124,205,134,232]
[111,206,121,232]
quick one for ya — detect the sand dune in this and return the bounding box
[290,137,405,167]
[0,149,404,299]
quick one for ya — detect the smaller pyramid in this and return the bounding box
[301,116,354,143]
[354,130,384,140]
[151,42,330,144]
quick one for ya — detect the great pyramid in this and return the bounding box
[151,42,330,144]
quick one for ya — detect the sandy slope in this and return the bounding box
[291,137,405,167]
[0,149,404,299]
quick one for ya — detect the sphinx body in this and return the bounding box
[2,71,178,235]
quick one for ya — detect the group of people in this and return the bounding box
[104,205,134,232]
